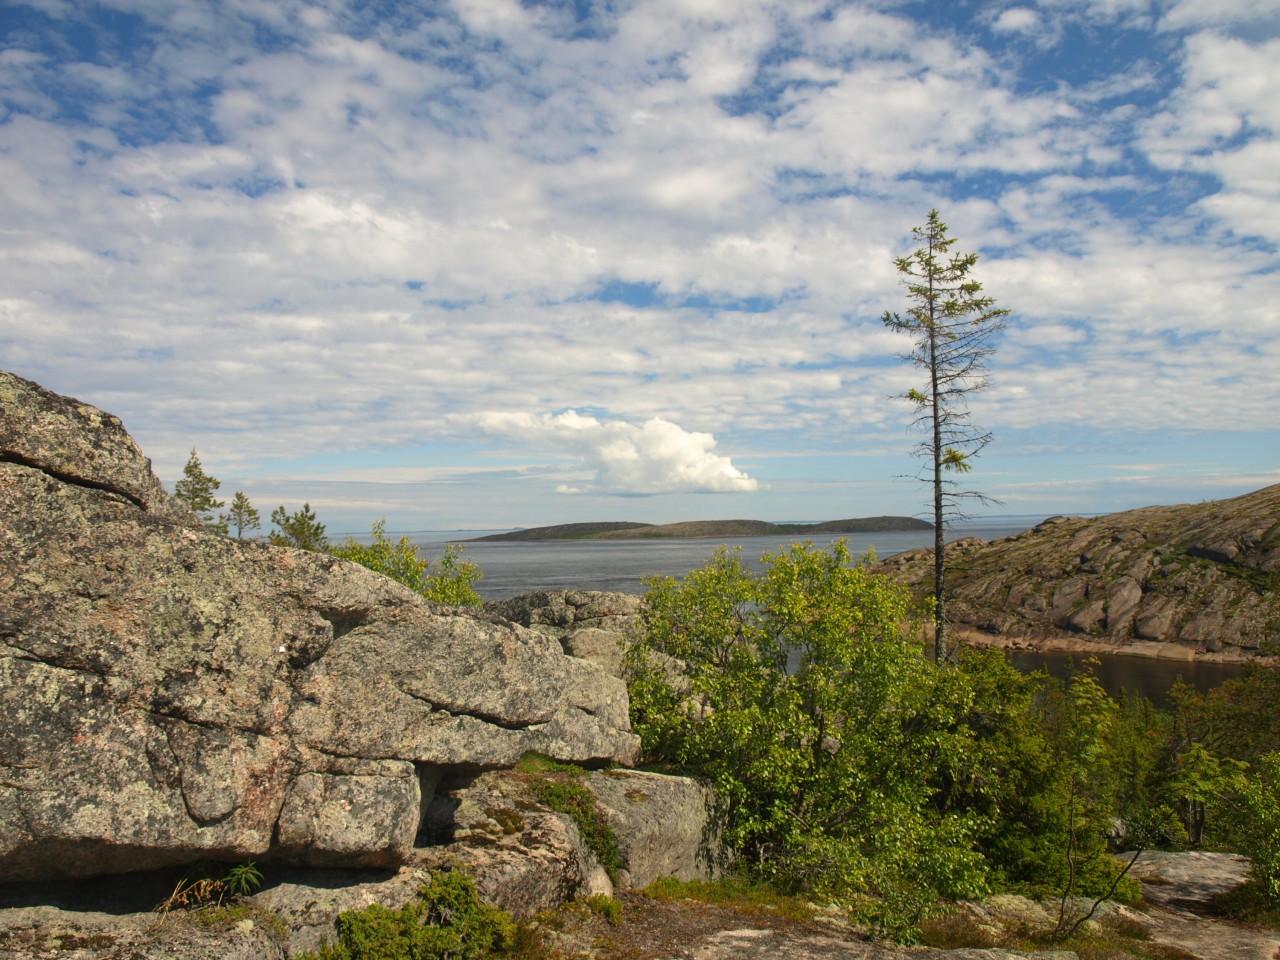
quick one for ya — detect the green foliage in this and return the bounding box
[421,542,485,606]
[627,541,991,936]
[625,547,1203,939]
[1172,664,1280,766]
[221,491,261,540]
[1033,669,1146,938]
[269,502,329,552]
[582,893,622,924]
[1208,878,1280,928]
[514,751,588,776]
[174,448,228,534]
[298,871,518,960]
[1226,752,1280,901]
[222,860,263,898]
[333,520,431,591]
[154,860,263,917]
[332,521,484,606]
[527,774,624,883]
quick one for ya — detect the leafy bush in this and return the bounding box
[298,871,518,960]
[626,541,991,936]
[333,520,484,607]
[624,542,1172,938]
[1227,752,1280,901]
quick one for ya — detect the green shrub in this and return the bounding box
[1227,752,1280,902]
[626,541,991,936]
[298,871,516,960]
[528,775,624,884]
[333,521,484,607]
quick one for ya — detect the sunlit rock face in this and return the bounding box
[878,485,1280,657]
[0,369,638,883]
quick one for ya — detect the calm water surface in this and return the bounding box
[378,517,1245,702]
[397,516,1043,601]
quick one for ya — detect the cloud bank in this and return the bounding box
[478,411,761,496]
[0,0,1277,527]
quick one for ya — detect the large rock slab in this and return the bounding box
[587,769,721,889]
[877,486,1280,658]
[0,370,638,883]
[418,766,719,915]
[487,590,644,678]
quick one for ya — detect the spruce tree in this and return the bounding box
[173,448,228,535]
[222,491,261,540]
[882,210,1008,661]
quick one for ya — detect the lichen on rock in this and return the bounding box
[0,369,639,883]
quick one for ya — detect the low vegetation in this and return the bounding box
[515,753,625,884]
[625,539,1280,940]
[155,860,263,917]
[296,871,534,960]
[332,519,484,606]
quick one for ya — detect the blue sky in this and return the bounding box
[2,0,1277,534]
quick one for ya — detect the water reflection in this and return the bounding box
[1005,649,1245,707]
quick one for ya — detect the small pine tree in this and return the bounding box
[221,491,261,540]
[174,448,228,534]
[269,502,328,552]
[882,210,1008,661]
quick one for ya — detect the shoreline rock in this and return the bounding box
[878,489,1280,660]
[951,628,1274,665]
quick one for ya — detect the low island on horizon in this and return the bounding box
[467,516,933,542]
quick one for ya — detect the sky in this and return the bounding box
[2,0,1277,535]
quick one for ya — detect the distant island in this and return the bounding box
[468,516,933,542]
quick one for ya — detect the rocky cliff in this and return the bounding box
[878,485,1280,657]
[0,369,640,883]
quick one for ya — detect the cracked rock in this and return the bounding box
[0,369,639,883]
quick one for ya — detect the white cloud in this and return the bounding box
[1161,0,1280,34]
[476,411,762,495]
[1138,33,1280,241]
[992,8,1042,35]
[0,0,1276,528]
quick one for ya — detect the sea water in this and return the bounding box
[348,516,1245,702]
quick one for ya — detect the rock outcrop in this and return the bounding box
[417,766,719,916]
[586,769,720,889]
[486,589,644,679]
[0,369,639,883]
[878,486,1280,657]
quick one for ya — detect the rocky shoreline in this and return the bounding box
[3,368,1278,959]
[951,627,1273,664]
[878,490,1280,661]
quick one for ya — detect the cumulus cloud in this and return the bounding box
[991,8,1042,35]
[476,411,762,495]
